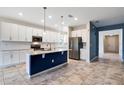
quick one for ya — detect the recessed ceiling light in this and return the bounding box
[74,17,78,21]
[41,19,44,23]
[61,21,64,25]
[48,16,52,19]
[18,12,23,16]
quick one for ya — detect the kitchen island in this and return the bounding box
[26,49,68,78]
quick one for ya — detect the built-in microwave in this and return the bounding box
[32,36,42,42]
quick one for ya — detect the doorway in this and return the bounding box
[104,35,119,53]
[99,29,123,61]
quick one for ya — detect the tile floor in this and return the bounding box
[0,58,124,85]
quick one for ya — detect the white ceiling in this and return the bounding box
[0,7,124,29]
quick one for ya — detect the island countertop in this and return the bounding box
[27,49,68,55]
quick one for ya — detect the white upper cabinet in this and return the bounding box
[43,31,48,42]
[32,28,43,36]
[18,25,26,41]
[0,21,68,43]
[32,28,38,36]
[1,22,11,41]
[71,31,77,37]
[0,22,18,41]
[26,27,32,42]
[76,30,82,37]
[38,29,43,37]
[11,23,18,41]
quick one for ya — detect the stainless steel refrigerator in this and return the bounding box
[69,37,82,60]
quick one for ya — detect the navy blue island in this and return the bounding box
[26,49,68,78]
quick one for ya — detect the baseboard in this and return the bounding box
[0,62,25,68]
[90,56,98,62]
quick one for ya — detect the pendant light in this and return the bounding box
[43,7,47,35]
[60,16,64,32]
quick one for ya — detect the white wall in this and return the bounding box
[99,29,123,60]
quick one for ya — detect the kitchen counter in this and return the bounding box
[27,49,68,55]
[26,49,68,78]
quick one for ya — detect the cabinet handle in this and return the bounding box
[42,54,45,58]
[61,51,64,55]
[52,59,54,63]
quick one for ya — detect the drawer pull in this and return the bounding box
[42,54,45,58]
[61,51,64,55]
[52,59,54,63]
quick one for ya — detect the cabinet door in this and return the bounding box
[2,51,11,66]
[11,51,19,64]
[1,22,11,41]
[32,28,38,36]
[71,31,76,37]
[26,27,32,42]
[37,29,43,37]
[18,25,26,41]
[11,23,18,41]
[48,31,53,42]
[19,50,26,63]
[0,52,2,67]
[76,30,82,37]
[60,33,64,43]
[43,31,48,42]
[54,32,58,43]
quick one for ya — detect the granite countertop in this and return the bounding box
[27,49,68,55]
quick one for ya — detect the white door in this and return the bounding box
[11,23,18,41]
[1,22,11,41]
[18,25,26,41]
[2,51,11,66]
[11,51,19,64]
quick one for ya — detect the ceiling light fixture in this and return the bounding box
[18,12,23,16]
[43,7,47,35]
[61,16,64,25]
[74,17,78,21]
[48,15,52,19]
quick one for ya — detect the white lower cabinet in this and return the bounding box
[0,50,29,67]
[80,49,87,60]
[0,52,2,67]
[2,51,11,66]
[19,50,27,63]
[11,51,19,64]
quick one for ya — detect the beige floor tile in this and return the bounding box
[1,58,124,85]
